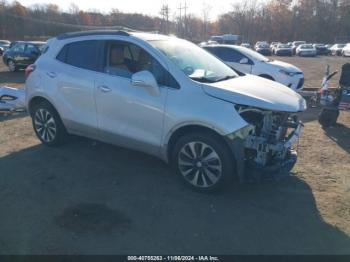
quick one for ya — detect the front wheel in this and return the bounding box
[31,101,68,146]
[7,60,17,72]
[172,133,235,192]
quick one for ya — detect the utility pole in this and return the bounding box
[164,4,170,34]
[178,3,182,37]
[160,4,170,34]
[178,2,188,38]
[184,2,187,38]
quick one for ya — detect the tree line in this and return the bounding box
[0,0,350,44]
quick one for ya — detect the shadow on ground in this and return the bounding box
[324,123,350,154]
[0,137,349,254]
[0,70,25,86]
[0,112,28,122]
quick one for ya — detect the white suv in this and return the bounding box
[25,30,306,192]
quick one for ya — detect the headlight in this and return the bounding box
[279,69,296,77]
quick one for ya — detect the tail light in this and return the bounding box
[25,64,36,79]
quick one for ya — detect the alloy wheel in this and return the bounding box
[34,108,57,143]
[178,141,222,188]
[8,60,15,72]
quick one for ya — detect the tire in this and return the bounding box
[171,132,235,192]
[318,108,339,128]
[31,101,68,146]
[7,59,17,72]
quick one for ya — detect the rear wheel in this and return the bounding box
[7,59,17,72]
[172,132,234,192]
[31,101,68,146]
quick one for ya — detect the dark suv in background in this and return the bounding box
[2,41,46,72]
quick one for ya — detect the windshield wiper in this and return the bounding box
[213,75,236,83]
[190,77,215,83]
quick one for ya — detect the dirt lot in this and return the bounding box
[0,56,350,254]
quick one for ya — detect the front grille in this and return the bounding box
[297,78,304,89]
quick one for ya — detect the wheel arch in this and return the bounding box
[28,96,57,116]
[165,123,244,182]
[259,74,275,81]
[166,124,235,162]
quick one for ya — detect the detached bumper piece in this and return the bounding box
[0,86,26,111]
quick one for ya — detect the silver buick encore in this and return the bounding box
[25,30,307,192]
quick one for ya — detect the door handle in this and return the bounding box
[46,72,57,78]
[97,85,112,93]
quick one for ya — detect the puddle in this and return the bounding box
[56,203,131,234]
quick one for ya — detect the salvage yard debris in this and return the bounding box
[0,86,25,111]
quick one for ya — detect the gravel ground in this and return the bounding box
[0,56,350,254]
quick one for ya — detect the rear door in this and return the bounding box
[52,40,104,137]
[24,44,40,65]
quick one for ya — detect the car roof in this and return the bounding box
[202,44,247,52]
[56,30,172,42]
[12,41,46,45]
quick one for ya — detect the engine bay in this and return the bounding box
[236,105,303,169]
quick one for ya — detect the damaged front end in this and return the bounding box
[229,105,303,183]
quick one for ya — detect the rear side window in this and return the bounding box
[56,40,102,71]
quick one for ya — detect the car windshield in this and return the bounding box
[149,39,238,83]
[236,46,270,62]
[278,44,290,48]
[338,44,346,48]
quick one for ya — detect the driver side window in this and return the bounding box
[104,41,179,88]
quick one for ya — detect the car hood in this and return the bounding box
[266,60,302,73]
[202,75,307,112]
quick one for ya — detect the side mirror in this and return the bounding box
[239,58,249,64]
[131,70,160,96]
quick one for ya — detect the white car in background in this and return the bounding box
[296,44,317,57]
[330,44,346,56]
[203,44,304,90]
[342,43,350,57]
[241,43,251,49]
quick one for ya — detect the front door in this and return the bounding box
[94,40,171,155]
[219,48,253,74]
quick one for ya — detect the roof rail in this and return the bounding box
[57,30,131,40]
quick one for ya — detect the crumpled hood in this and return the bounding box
[267,60,302,73]
[202,75,307,112]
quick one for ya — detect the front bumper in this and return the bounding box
[245,150,298,183]
[279,73,304,90]
[226,121,303,183]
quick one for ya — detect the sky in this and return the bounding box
[17,0,243,20]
